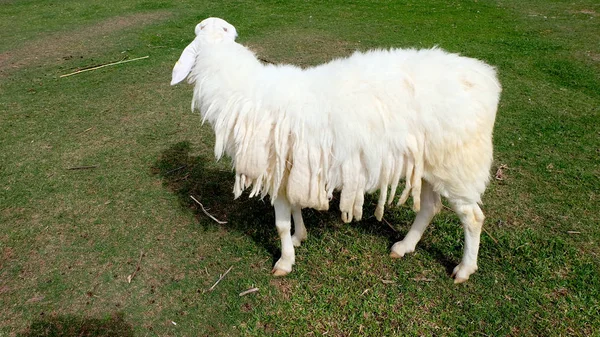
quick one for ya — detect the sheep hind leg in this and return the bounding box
[291,205,307,247]
[450,201,484,283]
[390,180,440,258]
[272,197,295,276]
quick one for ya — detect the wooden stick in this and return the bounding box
[567,231,581,234]
[208,266,233,291]
[127,251,144,284]
[60,56,149,78]
[190,195,228,224]
[482,227,499,245]
[67,165,99,170]
[382,218,398,233]
[76,127,94,134]
[239,287,259,296]
[165,165,186,175]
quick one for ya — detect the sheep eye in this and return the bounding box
[223,27,228,32]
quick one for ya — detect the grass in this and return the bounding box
[1,0,598,336]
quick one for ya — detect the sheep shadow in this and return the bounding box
[153,141,457,274]
[152,141,278,257]
[18,312,133,337]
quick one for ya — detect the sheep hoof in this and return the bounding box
[272,268,289,277]
[390,241,414,258]
[272,258,293,276]
[453,276,469,284]
[451,263,477,283]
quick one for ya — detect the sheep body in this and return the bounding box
[191,44,499,219]
[172,18,501,282]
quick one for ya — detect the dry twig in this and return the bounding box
[483,227,499,245]
[208,266,233,291]
[174,173,190,182]
[567,231,581,234]
[239,287,260,296]
[382,218,398,233]
[60,55,149,78]
[495,164,509,181]
[76,127,94,134]
[165,165,186,175]
[127,251,144,284]
[190,195,228,224]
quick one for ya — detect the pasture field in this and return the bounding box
[1,0,598,336]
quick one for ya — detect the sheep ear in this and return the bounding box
[171,41,197,85]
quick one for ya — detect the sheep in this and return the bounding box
[171,17,502,283]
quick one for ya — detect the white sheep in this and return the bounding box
[171,18,501,283]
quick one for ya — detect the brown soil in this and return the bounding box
[0,11,170,75]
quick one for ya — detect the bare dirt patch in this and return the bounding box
[587,51,600,62]
[247,29,359,68]
[0,11,170,76]
[269,278,293,300]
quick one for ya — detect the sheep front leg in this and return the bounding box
[451,202,484,283]
[272,197,295,276]
[390,181,440,258]
[291,205,307,247]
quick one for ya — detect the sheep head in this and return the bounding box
[171,17,238,85]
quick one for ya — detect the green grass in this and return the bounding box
[1,0,598,336]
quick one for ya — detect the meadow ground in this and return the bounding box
[0,1,598,336]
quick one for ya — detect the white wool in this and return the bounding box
[173,18,501,224]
